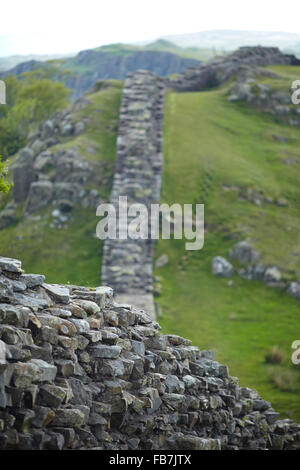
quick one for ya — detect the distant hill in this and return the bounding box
[0,52,75,72]
[161,30,300,56]
[1,43,201,98]
[144,39,218,61]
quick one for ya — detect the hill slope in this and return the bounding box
[155,65,300,421]
[0,80,122,285]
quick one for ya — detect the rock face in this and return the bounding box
[0,256,299,450]
[3,51,200,99]
[101,71,165,319]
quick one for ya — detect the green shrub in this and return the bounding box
[268,368,298,392]
[0,155,11,194]
[265,345,285,364]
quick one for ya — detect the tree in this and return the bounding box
[0,70,70,160]
[0,155,11,194]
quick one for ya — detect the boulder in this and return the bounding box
[288,282,300,299]
[212,256,234,277]
[25,181,53,214]
[155,254,169,268]
[228,82,252,102]
[74,121,85,136]
[264,266,281,283]
[13,163,38,203]
[0,257,22,273]
[229,241,260,264]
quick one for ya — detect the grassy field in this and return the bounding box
[155,68,300,421]
[0,82,122,286]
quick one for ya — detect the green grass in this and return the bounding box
[0,207,101,286]
[257,65,300,91]
[0,82,122,286]
[52,81,122,164]
[155,74,300,421]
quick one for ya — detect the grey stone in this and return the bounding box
[42,284,70,304]
[90,345,121,359]
[13,162,37,203]
[288,282,300,299]
[177,436,221,450]
[73,300,100,316]
[131,340,145,356]
[264,266,281,283]
[29,359,57,382]
[155,254,169,268]
[51,409,84,428]
[165,375,185,394]
[74,121,85,135]
[25,181,53,214]
[69,319,90,334]
[20,274,46,288]
[0,257,22,273]
[39,384,66,407]
[212,256,234,277]
[229,241,260,264]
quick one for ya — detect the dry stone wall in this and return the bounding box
[101,71,165,319]
[0,256,300,450]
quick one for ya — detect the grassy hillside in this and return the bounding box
[155,66,300,421]
[143,40,217,62]
[0,81,122,286]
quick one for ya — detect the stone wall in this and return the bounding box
[0,256,299,450]
[101,71,165,319]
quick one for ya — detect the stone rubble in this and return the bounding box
[0,256,300,450]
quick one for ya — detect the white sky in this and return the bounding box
[1,0,300,56]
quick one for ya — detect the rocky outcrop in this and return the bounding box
[228,77,300,126]
[101,71,165,319]
[0,256,299,450]
[212,240,300,298]
[167,46,300,92]
[0,93,111,230]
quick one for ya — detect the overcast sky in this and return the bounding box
[1,0,300,56]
